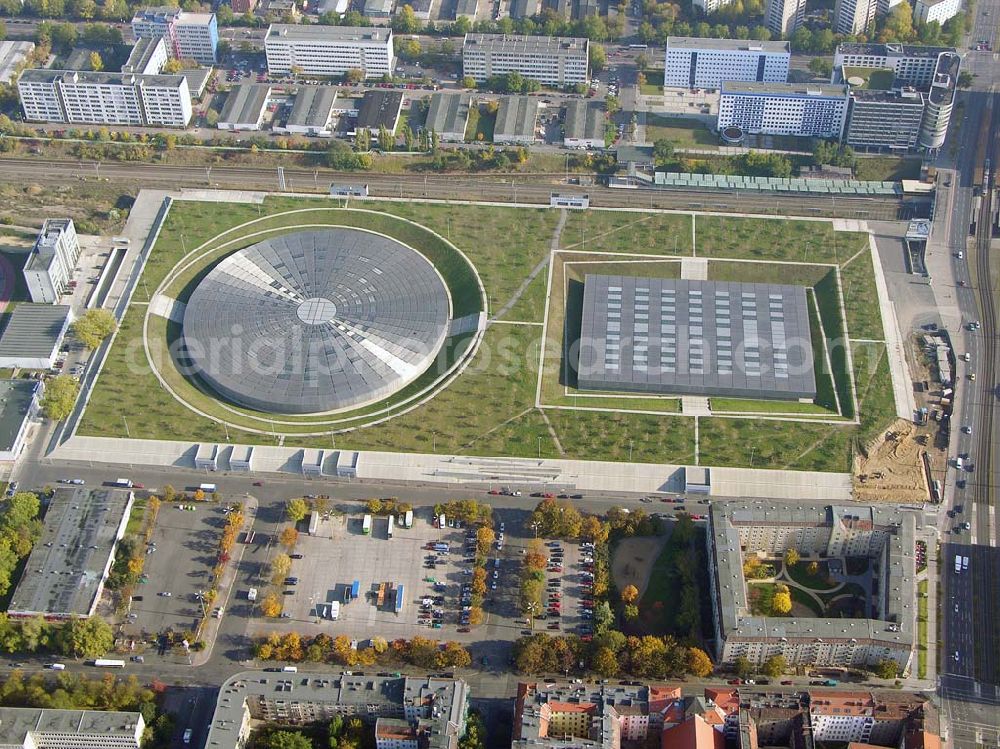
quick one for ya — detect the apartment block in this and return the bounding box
[707,502,918,672]
[121,36,168,74]
[833,0,877,34]
[914,0,961,23]
[265,24,394,79]
[691,0,737,13]
[132,7,219,64]
[717,82,849,138]
[833,43,954,87]
[763,0,807,38]
[206,672,468,749]
[24,218,80,304]
[664,38,790,90]
[18,69,192,127]
[513,682,938,749]
[0,708,144,749]
[462,34,589,86]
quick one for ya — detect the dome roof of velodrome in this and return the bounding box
[181,228,450,414]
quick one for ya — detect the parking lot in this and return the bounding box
[245,508,504,642]
[533,539,594,640]
[124,502,227,641]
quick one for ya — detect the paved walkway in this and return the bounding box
[491,208,566,322]
[50,434,854,499]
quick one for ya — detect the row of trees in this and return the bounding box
[253,632,472,669]
[0,613,114,658]
[514,630,714,679]
[0,492,42,598]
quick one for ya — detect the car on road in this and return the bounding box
[962,425,973,434]
[781,680,793,685]
[159,591,171,597]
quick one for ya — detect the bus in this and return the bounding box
[387,515,394,538]
[628,43,648,49]
[93,659,126,668]
[395,584,405,614]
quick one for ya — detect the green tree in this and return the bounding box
[874,659,898,679]
[3,492,40,529]
[762,655,787,677]
[268,731,313,749]
[958,71,973,88]
[88,50,104,71]
[734,656,754,679]
[808,57,833,79]
[344,68,365,84]
[589,43,606,73]
[783,548,800,566]
[623,604,639,620]
[460,75,476,88]
[71,308,117,349]
[60,616,114,657]
[771,585,793,616]
[392,5,421,32]
[286,498,308,522]
[50,22,77,53]
[653,138,674,165]
[40,376,80,421]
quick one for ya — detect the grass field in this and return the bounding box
[643,114,718,149]
[77,197,895,471]
[638,70,664,96]
[854,156,922,182]
[786,561,837,590]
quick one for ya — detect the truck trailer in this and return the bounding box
[387,515,394,538]
[395,585,405,613]
[404,509,413,528]
[362,514,373,534]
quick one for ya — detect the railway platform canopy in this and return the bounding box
[653,171,901,195]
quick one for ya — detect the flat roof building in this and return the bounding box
[121,36,168,75]
[0,41,35,85]
[664,38,790,90]
[0,304,73,370]
[845,88,926,150]
[0,708,144,749]
[284,85,338,136]
[454,0,479,20]
[24,218,80,304]
[577,276,816,401]
[265,24,395,79]
[914,0,961,24]
[563,99,606,149]
[363,0,394,16]
[918,50,960,150]
[707,501,918,672]
[0,379,41,463]
[718,81,849,138]
[425,92,471,142]
[763,0,806,37]
[132,7,219,64]
[207,672,469,749]
[218,83,271,130]
[8,487,134,618]
[833,43,954,88]
[463,34,589,86]
[18,68,193,127]
[356,89,404,132]
[494,95,539,145]
[833,0,877,34]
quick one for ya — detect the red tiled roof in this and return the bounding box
[661,715,725,749]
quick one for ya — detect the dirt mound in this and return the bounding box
[853,418,929,503]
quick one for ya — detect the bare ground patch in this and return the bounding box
[611,534,669,599]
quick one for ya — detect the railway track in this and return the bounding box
[0,157,905,220]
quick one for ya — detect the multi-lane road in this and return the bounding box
[935,1,1000,742]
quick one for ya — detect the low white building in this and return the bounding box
[914,0,961,25]
[664,37,790,90]
[218,83,271,131]
[0,380,41,463]
[24,218,80,304]
[265,24,394,79]
[283,85,338,136]
[0,41,35,85]
[0,708,144,749]
[0,304,73,370]
[718,81,849,138]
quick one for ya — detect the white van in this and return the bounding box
[48,663,66,670]
[282,665,298,673]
